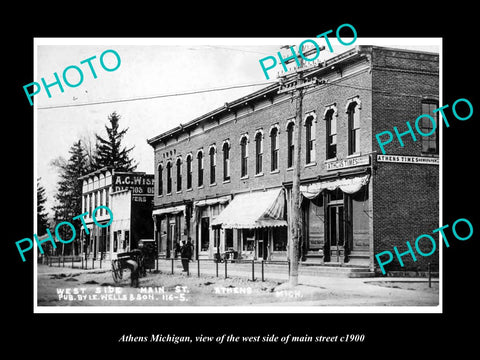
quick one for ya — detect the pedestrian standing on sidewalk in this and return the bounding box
[180,238,193,273]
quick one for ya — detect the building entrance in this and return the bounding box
[328,204,345,262]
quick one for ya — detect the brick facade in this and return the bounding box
[148,46,439,274]
[371,47,440,273]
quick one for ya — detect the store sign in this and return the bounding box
[113,174,154,194]
[325,154,370,171]
[132,195,153,203]
[377,154,439,165]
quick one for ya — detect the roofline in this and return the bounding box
[147,45,438,147]
[147,81,280,147]
[78,166,151,180]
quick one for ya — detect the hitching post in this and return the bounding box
[252,259,255,281]
[428,262,432,288]
[261,260,265,282]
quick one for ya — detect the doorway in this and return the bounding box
[200,217,210,252]
[328,204,344,262]
[327,188,345,263]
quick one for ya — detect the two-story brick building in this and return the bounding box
[147,45,439,274]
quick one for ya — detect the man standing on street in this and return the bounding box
[180,238,193,273]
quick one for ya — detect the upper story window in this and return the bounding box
[240,135,249,178]
[305,113,316,164]
[270,126,279,172]
[286,121,295,168]
[176,158,182,192]
[166,161,172,194]
[325,109,337,159]
[105,187,109,209]
[186,154,192,190]
[197,150,204,187]
[255,130,263,175]
[420,100,439,155]
[157,163,163,195]
[209,146,216,185]
[222,141,230,181]
[347,98,361,155]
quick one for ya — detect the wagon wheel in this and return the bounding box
[111,260,123,283]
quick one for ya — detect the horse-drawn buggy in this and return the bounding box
[111,239,156,287]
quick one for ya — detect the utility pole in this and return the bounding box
[277,44,324,287]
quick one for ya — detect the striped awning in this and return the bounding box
[211,188,287,229]
[152,204,186,216]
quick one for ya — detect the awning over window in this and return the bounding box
[193,195,231,208]
[300,174,370,199]
[211,188,287,229]
[152,204,186,216]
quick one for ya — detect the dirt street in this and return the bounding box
[36,264,439,308]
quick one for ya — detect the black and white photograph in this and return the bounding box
[32,37,442,312]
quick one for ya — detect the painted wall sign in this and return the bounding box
[325,154,370,171]
[113,174,154,194]
[376,154,439,165]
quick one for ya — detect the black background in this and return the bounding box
[7,5,477,355]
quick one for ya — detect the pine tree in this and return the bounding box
[52,140,88,255]
[93,112,137,172]
[37,178,50,234]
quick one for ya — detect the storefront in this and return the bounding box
[211,188,288,260]
[153,204,191,259]
[193,196,231,259]
[299,172,371,266]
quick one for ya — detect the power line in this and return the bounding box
[37,80,277,110]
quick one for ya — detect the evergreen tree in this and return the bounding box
[52,140,88,255]
[37,178,50,234]
[93,112,137,172]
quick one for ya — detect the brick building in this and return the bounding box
[78,167,154,260]
[147,45,439,274]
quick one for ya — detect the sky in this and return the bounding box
[35,37,440,217]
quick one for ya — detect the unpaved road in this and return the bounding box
[36,265,439,308]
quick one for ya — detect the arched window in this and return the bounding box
[255,131,263,175]
[176,158,182,192]
[420,100,439,154]
[286,121,295,168]
[222,141,230,181]
[166,161,172,194]
[186,154,192,189]
[157,163,163,195]
[325,109,337,159]
[347,101,360,155]
[197,150,204,187]
[305,114,316,164]
[270,126,279,171]
[209,146,216,185]
[240,135,248,178]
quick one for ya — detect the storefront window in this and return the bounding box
[225,229,233,249]
[243,229,255,251]
[273,231,287,251]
